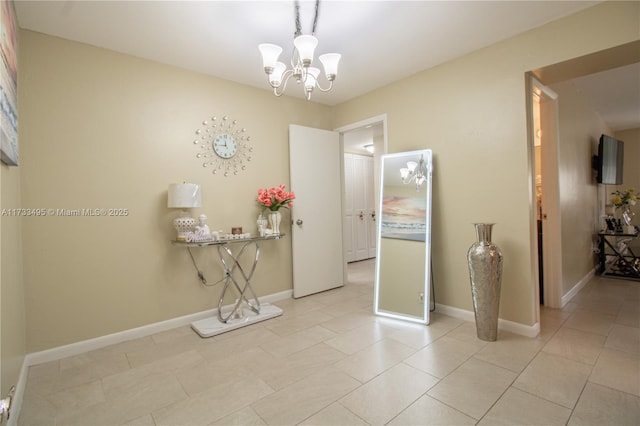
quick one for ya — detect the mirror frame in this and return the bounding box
[373,149,433,324]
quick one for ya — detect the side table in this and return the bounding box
[598,229,640,280]
[172,234,285,337]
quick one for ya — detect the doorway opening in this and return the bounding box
[528,77,562,310]
[335,115,388,281]
[532,91,544,303]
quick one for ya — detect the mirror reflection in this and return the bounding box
[374,150,432,324]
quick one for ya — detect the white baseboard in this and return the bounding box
[431,267,595,340]
[7,361,28,426]
[10,289,292,426]
[435,303,540,338]
[25,289,292,366]
[561,268,595,307]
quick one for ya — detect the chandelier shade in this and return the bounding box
[258,43,283,72]
[305,67,320,90]
[258,0,341,101]
[401,155,428,191]
[293,35,318,65]
[270,62,287,86]
[319,53,340,79]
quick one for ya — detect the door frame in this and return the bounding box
[527,76,563,314]
[334,114,388,280]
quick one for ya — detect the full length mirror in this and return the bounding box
[374,149,432,324]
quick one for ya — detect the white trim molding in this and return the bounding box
[561,268,595,307]
[25,289,292,366]
[435,303,540,338]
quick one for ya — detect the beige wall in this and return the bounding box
[1,163,26,398]
[7,1,639,357]
[19,30,331,352]
[612,128,640,224]
[332,1,639,325]
[1,2,25,397]
[549,80,613,294]
[613,128,640,253]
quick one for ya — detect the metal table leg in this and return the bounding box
[183,238,284,337]
[216,241,261,323]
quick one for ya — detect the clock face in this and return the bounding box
[213,134,237,159]
[192,115,253,177]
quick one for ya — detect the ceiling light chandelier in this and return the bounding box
[258,0,341,101]
[400,154,428,192]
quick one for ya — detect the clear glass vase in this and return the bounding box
[621,205,634,227]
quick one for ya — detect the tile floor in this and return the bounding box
[18,259,640,425]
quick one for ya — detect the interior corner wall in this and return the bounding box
[611,128,640,252]
[19,30,331,352]
[331,0,639,327]
[548,80,612,296]
[13,1,640,354]
[1,0,26,399]
[1,162,26,398]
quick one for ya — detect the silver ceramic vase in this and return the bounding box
[467,223,503,341]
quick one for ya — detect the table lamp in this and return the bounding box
[168,183,202,241]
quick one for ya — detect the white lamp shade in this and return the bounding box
[305,67,320,89]
[400,168,409,180]
[293,35,318,64]
[258,43,283,70]
[168,183,202,208]
[319,53,341,77]
[406,161,418,172]
[270,62,287,85]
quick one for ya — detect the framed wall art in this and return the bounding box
[0,0,18,166]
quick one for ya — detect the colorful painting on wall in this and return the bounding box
[0,0,18,166]
[380,195,427,242]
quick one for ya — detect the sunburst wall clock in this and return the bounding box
[192,115,253,176]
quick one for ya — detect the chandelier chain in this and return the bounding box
[312,0,319,35]
[294,0,320,37]
[294,1,301,36]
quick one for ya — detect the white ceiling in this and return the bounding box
[15,1,637,132]
[570,62,640,132]
[343,122,383,156]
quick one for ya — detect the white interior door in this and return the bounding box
[344,153,376,262]
[344,154,355,262]
[289,124,345,298]
[352,154,370,261]
[365,156,377,258]
[539,86,563,308]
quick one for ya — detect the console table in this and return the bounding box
[172,234,285,337]
[598,229,640,281]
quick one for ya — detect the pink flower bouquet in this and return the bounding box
[257,184,296,212]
